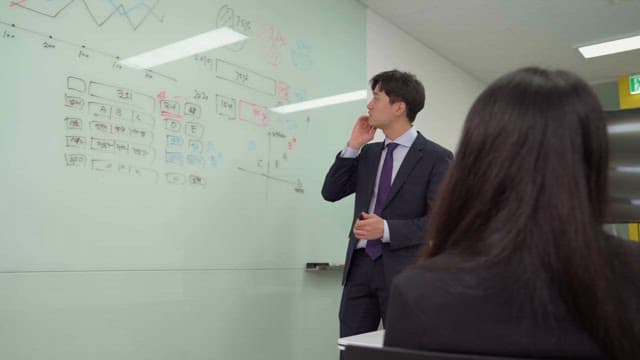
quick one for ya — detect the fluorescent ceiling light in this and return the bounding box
[615,166,640,174]
[120,27,247,69]
[271,90,367,114]
[607,123,640,134]
[578,34,640,58]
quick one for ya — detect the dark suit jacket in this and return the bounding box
[321,132,452,285]
[384,238,640,359]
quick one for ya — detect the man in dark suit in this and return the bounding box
[322,70,452,341]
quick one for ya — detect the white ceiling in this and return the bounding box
[360,0,640,84]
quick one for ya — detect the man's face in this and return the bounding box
[366,84,397,129]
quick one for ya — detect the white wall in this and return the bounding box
[366,9,485,152]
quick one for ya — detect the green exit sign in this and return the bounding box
[630,74,640,95]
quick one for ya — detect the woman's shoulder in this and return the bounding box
[388,253,484,331]
[392,253,489,297]
[394,253,460,281]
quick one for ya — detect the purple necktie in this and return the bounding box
[366,142,399,260]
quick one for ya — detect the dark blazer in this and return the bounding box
[321,132,452,285]
[384,238,640,359]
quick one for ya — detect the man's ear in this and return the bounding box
[393,101,406,117]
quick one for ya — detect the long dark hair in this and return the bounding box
[422,67,639,359]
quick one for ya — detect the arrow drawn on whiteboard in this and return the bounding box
[237,167,298,185]
[0,20,177,82]
[236,167,303,195]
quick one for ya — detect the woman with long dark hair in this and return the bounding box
[383,67,640,359]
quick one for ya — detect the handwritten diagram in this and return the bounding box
[3,0,332,198]
[156,90,220,187]
[291,40,313,71]
[8,0,164,30]
[62,76,210,187]
[206,55,309,195]
[216,4,250,52]
[63,76,160,181]
[236,129,304,195]
[257,24,287,67]
[0,20,176,81]
[215,59,277,97]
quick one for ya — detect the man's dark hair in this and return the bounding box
[370,70,425,122]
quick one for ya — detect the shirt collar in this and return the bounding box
[384,127,418,148]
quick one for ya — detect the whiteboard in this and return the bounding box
[0,0,365,272]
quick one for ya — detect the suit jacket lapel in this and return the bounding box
[384,134,425,210]
[363,142,384,201]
